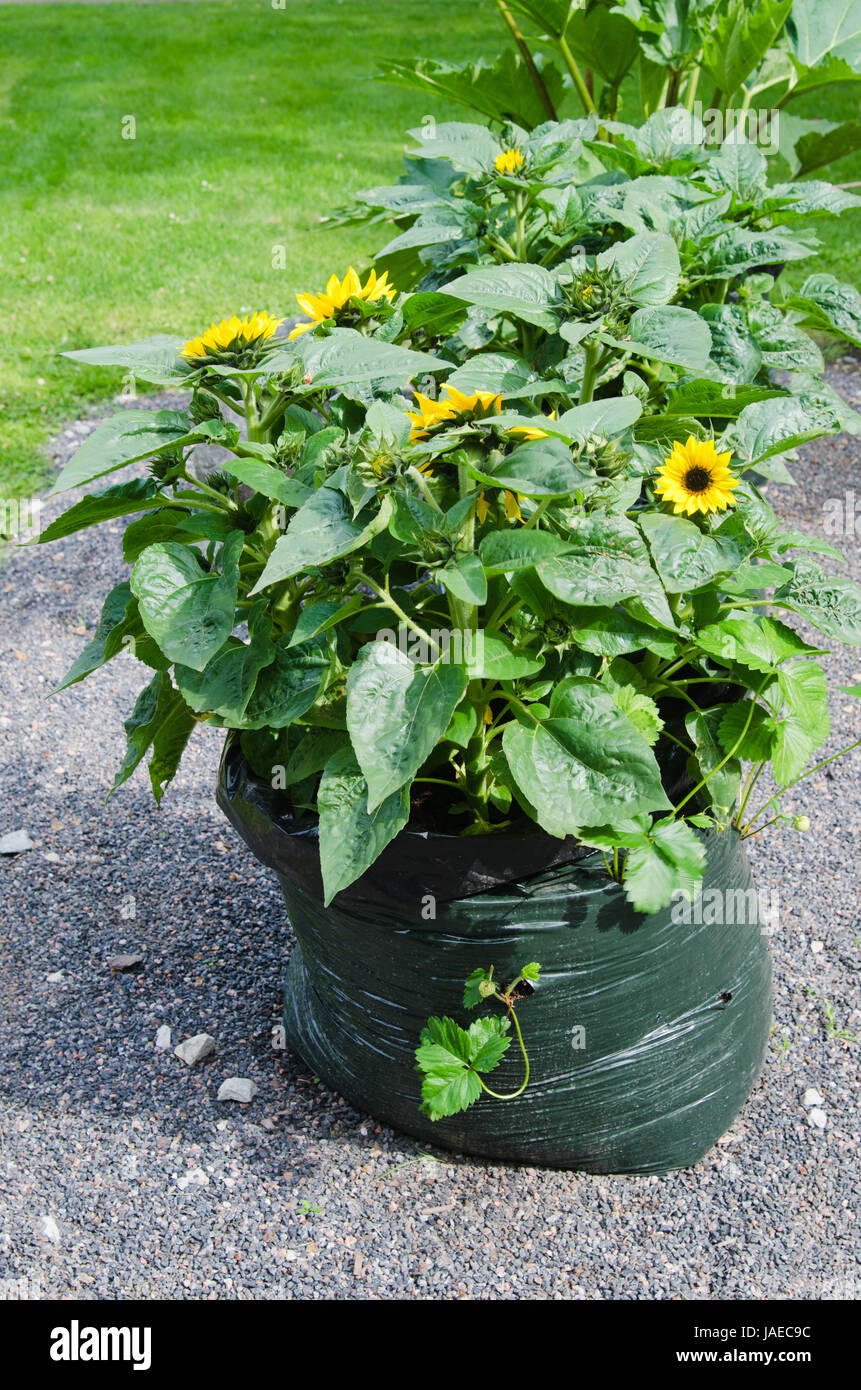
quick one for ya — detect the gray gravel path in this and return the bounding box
[1,372,860,1301]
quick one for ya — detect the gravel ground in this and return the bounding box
[1,371,860,1302]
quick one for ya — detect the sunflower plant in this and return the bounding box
[42,111,861,914]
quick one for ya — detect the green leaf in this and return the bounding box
[700,0,792,95]
[789,0,861,69]
[771,662,829,782]
[684,707,742,816]
[502,677,670,837]
[216,456,311,508]
[54,581,166,693]
[38,477,163,542]
[603,305,712,370]
[239,634,331,729]
[718,702,777,762]
[287,597,364,648]
[783,273,861,350]
[50,410,214,495]
[317,747,410,904]
[294,327,446,388]
[774,558,861,643]
[792,120,861,176]
[535,514,675,628]
[597,231,680,306]
[130,530,244,672]
[416,1015,511,1121]
[110,671,196,804]
[465,633,544,680]
[564,605,677,659]
[479,528,570,573]
[700,304,762,384]
[174,602,276,723]
[732,394,847,464]
[622,818,706,915]
[251,489,391,590]
[437,552,488,606]
[638,512,738,593]
[441,264,559,330]
[63,335,187,382]
[467,436,593,498]
[346,642,468,810]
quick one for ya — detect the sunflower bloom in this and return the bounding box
[406,385,502,441]
[182,312,284,361]
[655,437,740,516]
[495,147,525,175]
[289,266,396,338]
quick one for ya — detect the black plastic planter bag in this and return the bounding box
[217,737,773,1174]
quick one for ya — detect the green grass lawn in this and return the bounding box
[2,0,860,500]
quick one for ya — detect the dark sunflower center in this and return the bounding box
[683,465,712,493]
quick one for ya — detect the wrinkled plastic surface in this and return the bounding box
[217,736,773,1174]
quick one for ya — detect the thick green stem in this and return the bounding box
[494,0,559,121]
[557,33,598,116]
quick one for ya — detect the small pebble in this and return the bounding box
[807,1108,828,1129]
[217,1077,258,1103]
[154,1025,171,1050]
[174,1033,216,1065]
[39,1215,61,1244]
[176,1168,209,1190]
[802,1087,824,1109]
[0,830,34,854]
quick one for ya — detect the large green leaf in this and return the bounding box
[783,272,861,349]
[604,305,712,370]
[216,456,310,508]
[701,0,792,95]
[50,411,229,495]
[479,529,572,573]
[38,477,163,542]
[622,818,706,914]
[771,661,829,781]
[346,641,467,809]
[293,327,446,388]
[467,436,594,497]
[377,51,565,130]
[597,231,680,306]
[792,119,861,175]
[774,559,861,643]
[442,264,559,330]
[130,530,244,671]
[502,677,670,837]
[110,671,196,804]
[174,603,276,723]
[535,514,675,627]
[317,747,411,904]
[638,512,738,592]
[238,634,331,729]
[789,0,861,69]
[63,335,188,384]
[251,489,391,591]
[732,394,848,463]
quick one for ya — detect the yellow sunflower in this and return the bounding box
[289,266,396,338]
[654,437,740,516]
[495,147,525,175]
[406,385,502,441]
[182,312,283,361]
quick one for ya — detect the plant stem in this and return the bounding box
[579,341,600,403]
[557,33,598,115]
[494,0,559,121]
[477,1000,530,1100]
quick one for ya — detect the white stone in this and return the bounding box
[217,1077,258,1103]
[807,1107,828,1129]
[802,1087,824,1110]
[0,830,34,854]
[46,971,64,984]
[155,1025,172,1051]
[174,1033,215,1065]
[810,940,825,954]
[177,1167,209,1190]
[39,1215,61,1244]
